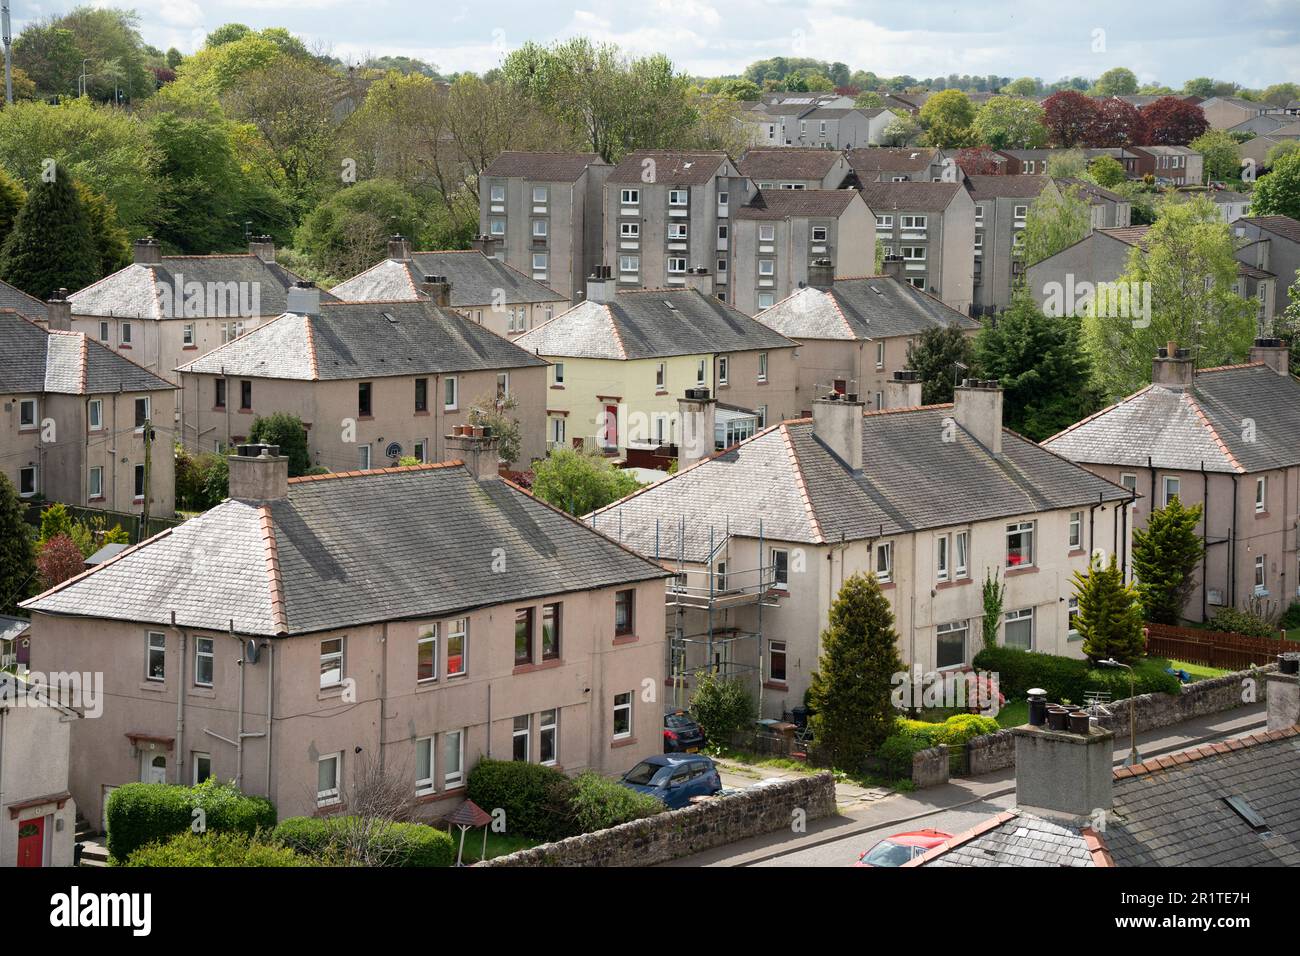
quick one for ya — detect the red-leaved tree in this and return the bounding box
[1042,90,1099,147]
[955,146,1003,175]
[36,533,85,590]
[1086,98,1147,147]
[1139,97,1209,145]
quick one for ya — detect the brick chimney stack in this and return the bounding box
[228,444,289,501]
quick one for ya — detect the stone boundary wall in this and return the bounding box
[477,772,836,867]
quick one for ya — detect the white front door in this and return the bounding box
[141,754,167,784]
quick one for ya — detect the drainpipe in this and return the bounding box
[379,624,388,772]
[233,621,244,789]
[1230,475,1239,607]
[1201,463,1209,621]
[171,611,186,785]
[265,640,274,798]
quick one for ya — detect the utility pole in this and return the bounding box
[2,0,12,106]
[142,419,152,533]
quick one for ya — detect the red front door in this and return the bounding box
[16,816,44,867]
[602,405,619,449]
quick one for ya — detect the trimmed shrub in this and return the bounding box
[933,714,1000,747]
[973,645,1179,703]
[878,734,927,780]
[688,670,757,747]
[124,830,308,867]
[568,772,662,833]
[1208,605,1280,639]
[465,759,577,842]
[1281,601,1300,633]
[270,816,454,867]
[106,779,276,863]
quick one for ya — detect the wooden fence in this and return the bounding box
[1146,622,1298,671]
[24,502,182,545]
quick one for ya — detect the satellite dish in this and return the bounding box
[246,639,260,664]
[385,441,403,460]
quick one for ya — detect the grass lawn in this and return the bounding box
[452,830,538,864]
[1147,656,1231,682]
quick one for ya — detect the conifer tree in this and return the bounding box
[808,572,904,772]
[1073,555,1146,664]
[1132,496,1205,624]
[0,165,99,300]
[0,475,37,615]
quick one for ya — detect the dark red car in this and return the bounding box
[854,828,952,867]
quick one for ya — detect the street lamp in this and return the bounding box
[1098,658,1138,766]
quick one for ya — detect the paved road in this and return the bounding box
[664,703,1268,867]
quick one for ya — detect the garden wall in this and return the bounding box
[476,772,836,867]
[961,665,1274,777]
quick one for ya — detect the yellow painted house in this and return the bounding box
[514,274,799,464]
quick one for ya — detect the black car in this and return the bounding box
[663,711,706,753]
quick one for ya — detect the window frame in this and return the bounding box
[1068,511,1082,550]
[415,736,435,795]
[417,625,438,684]
[614,589,635,636]
[146,631,166,682]
[515,607,534,666]
[1006,521,1035,569]
[875,541,893,584]
[612,691,633,740]
[194,636,214,688]
[512,714,531,762]
[317,753,341,807]
[319,637,344,690]
[444,729,465,787]
[539,708,559,766]
[1003,607,1035,651]
[936,621,968,670]
[769,639,788,683]
[443,376,458,411]
[1255,476,1266,513]
[88,398,103,431]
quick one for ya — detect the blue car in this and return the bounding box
[619,754,722,810]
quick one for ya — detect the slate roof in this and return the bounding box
[513,288,796,361]
[1242,215,1300,245]
[737,148,844,181]
[845,147,937,173]
[69,255,338,320]
[0,279,48,320]
[480,151,606,182]
[587,405,1128,561]
[331,250,565,306]
[915,726,1300,867]
[1053,178,1128,205]
[22,463,668,637]
[753,275,979,342]
[1098,225,1152,248]
[0,312,175,396]
[965,174,1052,201]
[859,180,964,212]
[1043,363,1300,474]
[607,151,731,185]
[175,299,548,380]
[734,189,860,220]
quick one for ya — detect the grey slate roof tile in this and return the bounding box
[0,313,174,396]
[331,251,564,307]
[754,276,979,342]
[0,280,48,320]
[23,464,668,636]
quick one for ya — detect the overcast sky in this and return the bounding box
[14,0,1300,87]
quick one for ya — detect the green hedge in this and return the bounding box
[271,816,453,867]
[465,759,578,842]
[106,779,277,863]
[878,734,926,779]
[972,646,1180,704]
[568,771,662,833]
[124,831,309,867]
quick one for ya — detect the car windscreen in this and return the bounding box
[624,761,669,786]
[861,840,913,867]
[665,715,696,730]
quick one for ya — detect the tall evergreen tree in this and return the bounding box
[1073,555,1146,664]
[1131,496,1205,624]
[808,572,904,772]
[0,474,37,615]
[975,292,1101,440]
[906,323,977,405]
[0,170,25,249]
[248,413,312,477]
[0,165,99,300]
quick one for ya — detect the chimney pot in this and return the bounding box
[133,237,162,265]
[807,258,834,291]
[248,236,276,263]
[444,430,501,480]
[45,289,72,332]
[586,267,617,304]
[227,443,290,501]
[1011,723,1114,822]
[1152,340,1194,387]
[884,368,922,409]
[420,275,452,308]
[1249,337,1291,377]
[388,234,411,260]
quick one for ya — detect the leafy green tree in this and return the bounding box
[919,89,975,148]
[881,113,922,146]
[294,179,425,282]
[0,171,25,249]
[1273,269,1300,375]
[1182,77,1216,97]
[39,503,76,544]
[1091,67,1138,97]
[972,96,1047,149]
[1082,196,1256,400]
[0,167,99,300]
[0,99,164,236]
[248,413,312,477]
[1190,130,1240,183]
[205,24,255,48]
[15,6,155,102]
[1021,183,1092,267]
[807,573,904,772]
[1131,496,1204,624]
[1252,151,1300,220]
[853,91,883,109]
[1072,555,1146,664]
[0,474,37,615]
[1004,77,1040,96]
[906,324,977,405]
[974,293,1101,440]
[74,183,131,276]
[687,671,757,746]
[982,569,1005,650]
[531,448,642,516]
[1260,83,1300,107]
[1265,140,1300,168]
[1088,155,1127,188]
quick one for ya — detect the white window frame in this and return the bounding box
[619,255,640,274]
[668,222,688,240]
[1004,607,1035,651]
[417,626,438,684]
[17,465,36,498]
[446,618,467,677]
[532,185,548,204]
[1068,511,1082,550]
[194,636,214,688]
[1255,476,1266,513]
[656,363,666,389]
[758,259,775,277]
[876,215,893,228]
[146,631,166,682]
[88,465,103,500]
[1006,520,1035,568]
[317,753,341,807]
[512,714,531,762]
[771,547,789,587]
[532,219,548,238]
[489,219,505,236]
[901,214,927,230]
[759,224,776,242]
[620,188,640,205]
[192,752,212,785]
[532,252,548,273]
[88,399,102,431]
[1067,597,1081,639]
[669,189,688,206]
[876,341,885,369]
[875,541,893,584]
[620,221,640,238]
[936,621,967,670]
[1162,476,1181,508]
[667,257,687,274]
[612,691,633,740]
[936,534,950,582]
[444,730,465,787]
[489,185,506,203]
[717,355,729,385]
[320,637,344,689]
[415,736,435,795]
[1255,555,1266,591]
[811,225,828,242]
[18,398,36,429]
[955,530,969,578]
[539,708,559,766]
[758,351,768,382]
[1120,473,1137,492]
[358,445,371,470]
[444,376,458,411]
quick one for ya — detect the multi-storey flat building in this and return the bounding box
[860,181,976,313]
[846,146,945,183]
[478,151,611,302]
[965,175,1061,315]
[736,148,854,190]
